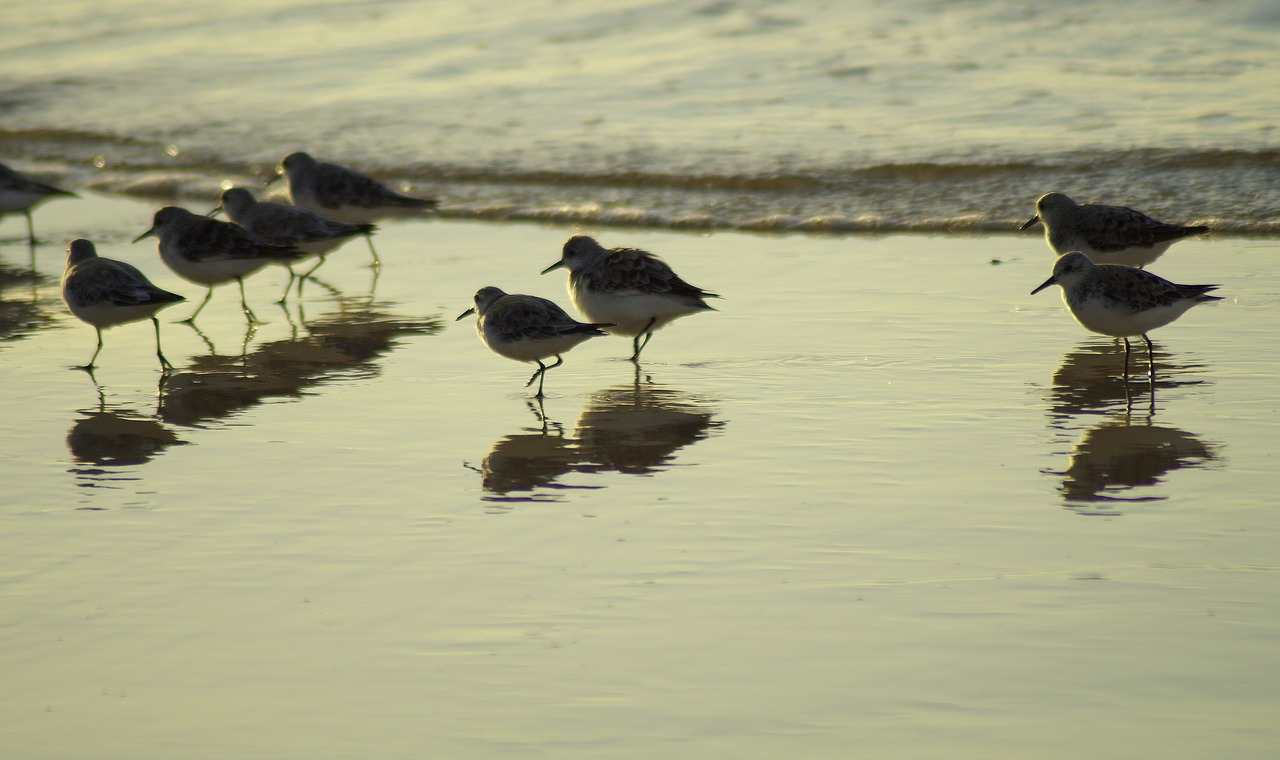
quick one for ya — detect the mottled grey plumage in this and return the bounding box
[0,162,76,243]
[134,205,303,323]
[61,238,185,370]
[1031,251,1221,378]
[279,151,437,270]
[1022,192,1208,268]
[216,187,375,299]
[456,286,611,397]
[541,234,719,361]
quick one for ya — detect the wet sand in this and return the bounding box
[2,192,1279,758]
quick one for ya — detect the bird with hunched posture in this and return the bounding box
[457,286,612,397]
[1021,192,1208,268]
[541,234,719,361]
[61,238,186,371]
[0,162,76,244]
[213,187,375,300]
[134,206,303,324]
[278,151,437,270]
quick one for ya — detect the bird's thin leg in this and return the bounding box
[525,360,547,394]
[278,267,297,304]
[525,356,565,397]
[181,288,214,324]
[298,256,328,296]
[153,317,175,371]
[1122,337,1132,380]
[24,210,36,244]
[630,317,657,362]
[365,234,381,271]
[1142,334,1155,380]
[525,360,545,388]
[236,276,261,324]
[76,327,104,370]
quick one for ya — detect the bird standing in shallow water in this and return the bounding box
[213,187,375,300]
[541,235,719,362]
[1031,251,1221,379]
[0,162,76,244]
[61,239,186,371]
[456,286,612,398]
[134,206,303,324]
[278,151,437,270]
[1021,192,1208,268]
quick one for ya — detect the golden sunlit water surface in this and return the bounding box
[2,193,1278,758]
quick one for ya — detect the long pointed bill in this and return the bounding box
[1030,275,1057,295]
[132,226,156,244]
[1019,215,1041,231]
[540,261,565,275]
[207,203,224,218]
[455,307,476,321]
[264,168,283,188]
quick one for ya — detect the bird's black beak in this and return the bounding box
[1030,275,1056,295]
[455,307,476,321]
[1019,215,1041,231]
[207,203,223,218]
[132,226,156,244]
[540,261,565,275]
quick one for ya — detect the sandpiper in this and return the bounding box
[541,235,719,361]
[1031,251,1221,378]
[61,239,185,370]
[1022,192,1208,268]
[456,286,611,397]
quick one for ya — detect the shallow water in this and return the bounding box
[2,193,1279,758]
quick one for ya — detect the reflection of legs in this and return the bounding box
[630,317,657,362]
[76,327,104,370]
[236,276,260,324]
[181,287,215,324]
[525,355,564,397]
[526,396,549,432]
[153,317,174,371]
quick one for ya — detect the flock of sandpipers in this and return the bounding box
[2,157,1214,395]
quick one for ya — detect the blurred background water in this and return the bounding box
[3,0,1278,232]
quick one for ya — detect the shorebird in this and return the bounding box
[0,162,76,244]
[1021,192,1208,268]
[61,238,185,370]
[278,151,437,269]
[134,206,302,324]
[456,286,611,397]
[213,187,374,299]
[541,234,719,361]
[1031,251,1221,378]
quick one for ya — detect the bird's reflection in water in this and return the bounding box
[1055,413,1219,512]
[66,380,187,493]
[1045,341,1221,513]
[477,377,724,507]
[574,382,724,475]
[475,402,598,505]
[160,297,441,426]
[0,261,58,345]
[1047,340,1210,418]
